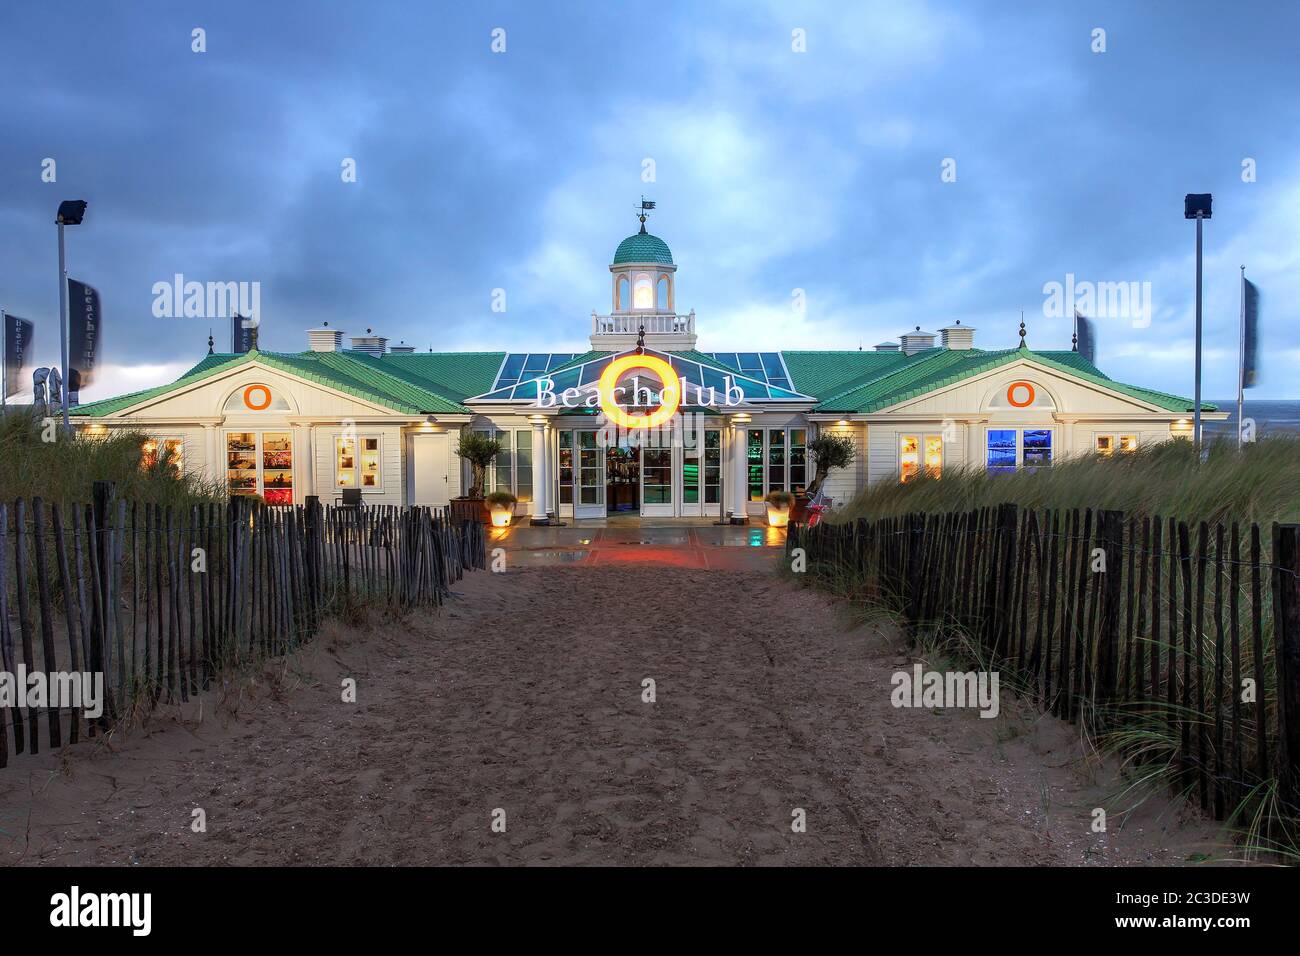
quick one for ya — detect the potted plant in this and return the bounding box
[452,431,505,524]
[765,490,795,527]
[485,490,518,528]
[793,432,857,523]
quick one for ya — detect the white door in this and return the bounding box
[410,433,450,506]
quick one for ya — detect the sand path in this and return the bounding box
[0,562,1222,865]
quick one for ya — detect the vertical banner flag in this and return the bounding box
[1242,278,1260,388]
[232,313,258,353]
[48,366,63,406]
[67,279,102,400]
[4,313,35,398]
[1074,309,1097,365]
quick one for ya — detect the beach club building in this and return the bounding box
[71,215,1218,522]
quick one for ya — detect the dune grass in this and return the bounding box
[0,408,219,506]
[832,435,1300,528]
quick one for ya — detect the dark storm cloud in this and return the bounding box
[1,0,1297,400]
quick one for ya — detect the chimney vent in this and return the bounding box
[899,326,937,355]
[349,328,389,356]
[307,321,344,352]
[939,321,976,351]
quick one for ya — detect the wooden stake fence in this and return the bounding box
[0,485,486,767]
[791,507,1300,823]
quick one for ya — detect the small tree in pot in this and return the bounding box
[453,432,504,523]
[794,432,857,522]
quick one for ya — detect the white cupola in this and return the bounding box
[590,201,696,350]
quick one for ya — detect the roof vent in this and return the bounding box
[939,321,976,351]
[874,341,901,352]
[389,340,416,354]
[307,322,344,352]
[899,326,937,355]
[349,328,389,356]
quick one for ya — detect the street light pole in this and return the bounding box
[1193,212,1203,450]
[54,200,86,438]
[57,221,70,436]
[1184,193,1212,453]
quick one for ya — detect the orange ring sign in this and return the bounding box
[243,384,273,411]
[1006,381,1036,408]
[597,354,681,429]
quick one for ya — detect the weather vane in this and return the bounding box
[636,196,655,233]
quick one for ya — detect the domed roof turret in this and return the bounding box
[613,224,673,265]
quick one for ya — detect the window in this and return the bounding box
[704,429,721,504]
[578,431,603,505]
[986,429,1018,475]
[337,436,381,490]
[749,427,809,498]
[643,448,671,504]
[901,433,944,482]
[682,449,699,505]
[767,429,786,492]
[747,429,765,501]
[986,428,1051,474]
[1095,434,1138,456]
[515,430,533,504]
[222,385,290,413]
[616,276,629,311]
[263,432,294,505]
[142,438,183,475]
[474,428,531,502]
[900,435,921,482]
[558,431,574,505]
[633,273,653,309]
[1023,429,1052,468]
[228,431,293,505]
[789,429,807,493]
[656,275,669,311]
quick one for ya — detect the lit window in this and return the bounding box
[142,438,183,474]
[633,274,653,309]
[900,435,920,482]
[901,434,943,482]
[924,435,943,478]
[1096,434,1138,457]
[337,436,381,489]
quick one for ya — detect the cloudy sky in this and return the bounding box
[2,0,1297,402]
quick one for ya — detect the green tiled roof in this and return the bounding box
[344,350,505,402]
[780,350,912,398]
[73,343,1206,420]
[813,346,1212,414]
[72,349,475,418]
[613,231,673,265]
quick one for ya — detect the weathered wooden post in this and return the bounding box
[1271,523,1300,810]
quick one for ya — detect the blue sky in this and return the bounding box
[2,0,1297,401]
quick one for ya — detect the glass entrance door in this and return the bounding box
[605,439,640,514]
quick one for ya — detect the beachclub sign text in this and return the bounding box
[533,354,745,425]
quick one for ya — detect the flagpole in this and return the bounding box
[1237,265,1246,450]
